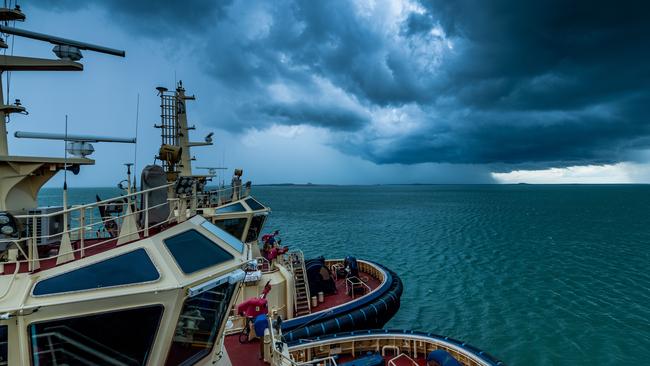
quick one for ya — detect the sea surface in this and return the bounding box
[40,185,650,365]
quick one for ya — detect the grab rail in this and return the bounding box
[265,316,338,366]
[195,183,252,208]
[345,276,371,299]
[282,250,311,315]
[0,178,261,274]
[296,356,338,365]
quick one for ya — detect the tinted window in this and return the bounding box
[215,202,246,213]
[164,230,234,273]
[33,249,159,296]
[29,305,163,366]
[245,215,267,243]
[166,282,236,366]
[202,220,245,252]
[0,325,6,366]
[245,198,265,211]
[212,218,247,242]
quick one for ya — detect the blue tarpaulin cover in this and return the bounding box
[426,350,461,366]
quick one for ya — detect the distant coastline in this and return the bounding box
[40,182,650,190]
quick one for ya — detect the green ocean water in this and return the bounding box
[39,185,650,365]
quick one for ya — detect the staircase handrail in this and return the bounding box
[287,249,311,314]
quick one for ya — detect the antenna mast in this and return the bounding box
[133,93,140,189]
[154,82,213,182]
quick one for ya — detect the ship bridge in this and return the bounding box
[0,212,250,365]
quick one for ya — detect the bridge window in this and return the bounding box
[212,217,247,242]
[245,215,267,243]
[165,281,236,365]
[0,325,7,366]
[245,198,265,211]
[164,230,234,274]
[215,202,246,213]
[32,248,159,296]
[201,221,244,252]
[29,305,163,366]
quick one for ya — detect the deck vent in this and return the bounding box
[26,206,66,246]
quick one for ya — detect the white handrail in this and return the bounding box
[0,186,182,272]
[0,180,257,273]
[14,183,174,219]
[345,276,371,299]
[295,356,339,365]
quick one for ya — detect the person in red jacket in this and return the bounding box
[237,281,273,340]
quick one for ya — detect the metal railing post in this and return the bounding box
[80,208,85,258]
[31,216,37,271]
[144,193,150,237]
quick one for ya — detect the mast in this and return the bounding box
[0,72,8,156]
[176,83,194,176]
[155,81,212,181]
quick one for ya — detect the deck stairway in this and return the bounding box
[289,251,311,317]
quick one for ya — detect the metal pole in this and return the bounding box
[80,209,85,258]
[62,116,69,234]
[144,194,149,237]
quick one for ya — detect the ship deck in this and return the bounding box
[311,269,381,312]
[225,269,382,365]
[224,335,431,366]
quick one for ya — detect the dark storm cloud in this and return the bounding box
[33,0,650,169]
[34,0,231,37]
[260,103,369,131]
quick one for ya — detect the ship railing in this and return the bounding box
[194,183,252,208]
[0,183,184,272]
[256,256,272,273]
[345,276,372,299]
[285,253,299,314]
[287,331,502,366]
[265,316,338,366]
[295,356,338,365]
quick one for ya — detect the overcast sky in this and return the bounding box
[5,0,650,186]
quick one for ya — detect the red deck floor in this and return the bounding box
[310,271,381,313]
[224,335,264,366]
